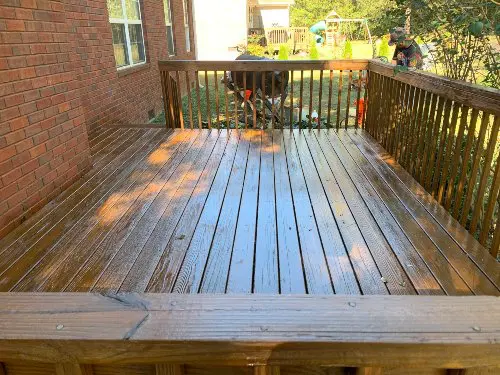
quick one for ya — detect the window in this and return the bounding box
[183,0,191,53]
[164,0,175,56]
[107,0,146,68]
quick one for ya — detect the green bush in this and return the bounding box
[378,36,390,59]
[309,41,319,60]
[342,40,353,59]
[278,44,289,60]
[246,44,266,57]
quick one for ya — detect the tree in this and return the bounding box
[374,0,499,88]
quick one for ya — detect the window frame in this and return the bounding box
[109,0,147,70]
[183,0,191,53]
[164,0,176,57]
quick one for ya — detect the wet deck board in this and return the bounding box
[1,128,498,295]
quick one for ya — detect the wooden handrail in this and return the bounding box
[0,293,499,370]
[365,60,500,257]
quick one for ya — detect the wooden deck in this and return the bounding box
[0,127,498,295]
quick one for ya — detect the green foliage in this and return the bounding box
[278,44,290,60]
[342,40,353,59]
[246,35,266,57]
[378,35,390,59]
[309,41,319,59]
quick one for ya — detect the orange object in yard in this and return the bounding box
[244,90,252,101]
[356,97,365,126]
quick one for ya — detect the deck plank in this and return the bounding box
[226,131,262,293]
[303,131,414,295]
[282,131,333,294]
[199,131,251,293]
[93,130,220,293]
[64,130,204,292]
[353,130,500,290]
[292,130,362,295]
[171,130,240,294]
[312,131,443,295]
[327,131,472,295]
[272,130,306,294]
[122,130,231,292]
[8,130,170,292]
[1,128,496,296]
[254,131,279,293]
[1,129,164,292]
[338,130,499,296]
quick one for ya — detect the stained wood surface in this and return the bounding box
[0,294,499,368]
[0,128,498,295]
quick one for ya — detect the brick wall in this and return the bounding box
[0,0,195,237]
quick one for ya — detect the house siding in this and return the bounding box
[0,0,194,238]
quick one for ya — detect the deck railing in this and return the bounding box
[366,60,500,258]
[159,59,369,131]
[159,58,500,258]
[249,27,310,52]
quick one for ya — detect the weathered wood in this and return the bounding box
[309,70,314,129]
[175,71,185,130]
[318,70,323,128]
[255,366,280,375]
[327,70,333,127]
[55,364,93,375]
[186,71,194,129]
[0,294,499,368]
[195,72,202,129]
[156,364,184,375]
[159,60,369,72]
[214,71,220,128]
[224,71,230,129]
[368,60,500,116]
[345,70,353,129]
[336,70,343,130]
[204,71,211,129]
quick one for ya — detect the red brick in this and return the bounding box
[0,106,20,122]
[4,129,25,145]
[0,7,16,19]
[8,116,28,131]
[7,189,28,208]
[20,0,36,8]
[1,167,22,186]
[5,19,25,31]
[0,145,16,163]
[1,31,22,43]
[0,183,18,201]
[15,137,33,153]
[7,56,26,69]
[18,67,36,79]
[4,92,24,107]
[29,143,46,158]
[15,8,33,20]
[18,101,37,115]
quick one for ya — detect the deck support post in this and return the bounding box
[155,364,184,375]
[0,363,5,375]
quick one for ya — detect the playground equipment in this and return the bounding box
[310,10,373,50]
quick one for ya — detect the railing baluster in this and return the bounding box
[362,70,368,129]
[175,71,184,130]
[491,212,500,257]
[185,71,193,129]
[271,72,276,129]
[290,70,294,129]
[480,132,499,246]
[309,69,314,129]
[261,71,266,128]
[299,70,304,129]
[253,72,257,128]
[430,99,452,195]
[336,69,343,130]
[327,69,333,128]
[419,93,437,184]
[165,71,175,129]
[355,70,362,130]
[243,72,248,129]
[393,82,407,159]
[345,69,353,129]
[160,71,169,128]
[414,91,432,176]
[223,70,230,129]
[318,69,323,129]
[410,89,427,176]
[436,102,460,204]
[214,71,220,129]
[204,71,211,129]
[453,109,479,218]
[234,72,239,129]
[460,112,490,226]
[280,71,285,128]
[195,71,202,129]
[468,114,498,232]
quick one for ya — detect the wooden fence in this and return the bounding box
[249,27,310,52]
[366,60,500,258]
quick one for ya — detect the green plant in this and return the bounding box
[309,41,319,59]
[378,36,390,59]
[246,35,266,57]
[278,44,290,60]
[342,40,353,59]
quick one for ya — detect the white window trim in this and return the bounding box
[164,0,175,56]
[110,0,147,70]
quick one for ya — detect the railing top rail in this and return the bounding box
[158,59,370,72]
[369,60,500,116]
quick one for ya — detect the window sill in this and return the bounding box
[117,63,150,77]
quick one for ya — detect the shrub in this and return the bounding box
[378,36,390,60]
[246,35,266,57]
[278,44,289,60]
[342,40,353,59]
[309,41,319,60]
